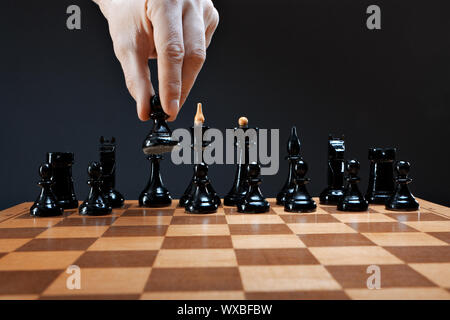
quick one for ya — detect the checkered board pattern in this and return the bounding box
[0,198,449,300]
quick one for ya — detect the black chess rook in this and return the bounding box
[366,147,396,204]
[47,152,78,209]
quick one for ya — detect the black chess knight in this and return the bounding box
[319,135,345,205]
[237,163,270,213]
[142,95,179,155]
[99,136,125,208]
[47,152,78,209]
[30,163,64,217]
[179,103,220,208]
[337,159,369,212]
[79,162,112,216]
[224,117,257,206]
[284,159,316,213]
[139,154,172,207]
[185,163,219,214]
[276,126,302,205]
[386,160,419,211]
[366,148,396,204]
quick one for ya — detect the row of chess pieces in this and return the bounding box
[29,96,420,217]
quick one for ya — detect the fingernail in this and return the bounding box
[168,99,179,115]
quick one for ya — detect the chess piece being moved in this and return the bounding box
[99,136,125,208]
[179,103,220,207]
[139,154,172,207]
[386,160,419,211]
[224,117,256,206]
[276,126,302,205]
[47,152,78,209]
[30,163,64,217]
[337,159,368,212]
[142,95,179,155]
[237,163,270,213]
[185,163,219,214]
[366,148,396,204]
[319,135,345,204]
[284,159,316,213]
[79,162,112,216]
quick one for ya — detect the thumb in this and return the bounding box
[116,50,154,121]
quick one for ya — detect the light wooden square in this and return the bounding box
[345,287,450,300]
[0,251,83,270]
[231,235,305,249]
[113,216,172,226]
[154,249,237,268]
[331,213,396,223]
[226,215,284,225]
[409,263,450,288]
[239,265,341,292]
[309,246,403,265]
[403,221,450,232]
[287,222,357,235]
[166,224,230,237]
[362,232,448,247]
[88,236,164,251]
[0,239,31,253]
[36,226,108,238]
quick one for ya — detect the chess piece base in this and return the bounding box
[237,200,270,214]
[386,195,419,211]
[185,201,218,214]
[337,196,369,212]
[104,189,125,208]
[30,204,63,217]
[319,188,344,205]
[366,191,392,204]
[139,192,172,207]
[284,199,317,213]
[79,203,112,216]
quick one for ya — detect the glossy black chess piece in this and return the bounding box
[47,152,78,209]
[386,161,419,211]
[319,135,346,204]
[284,159,316,213]
[185,163,219,214]
[179,104,220,207]
[224,117,257,206]
[139,154,172,207]
[237,163,270,213]
[30,163,64,217]
[337,159,368,212]
[366,148,396,204]
[142,95,179,155]
[99,136,125,208]
[79,162,112,216]
[276,126,302,205]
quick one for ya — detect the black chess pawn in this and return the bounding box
[386,161,419,211]
[284,159,316,213]
[142,95,179,155]
[224,117,257,206]
[276,126,302,205]
[319,135,346,204]
[237,163,270,213]
[47,152,78,209]
[30,163,64,217]
[79,162,112,216]
[139,154,172,207]
[99,136,125,208]
[366,148,396,204]
[337,159,368,212]
[185,163,219,214]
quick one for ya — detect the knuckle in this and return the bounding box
[162,42,185,63]
[185,47,206,66]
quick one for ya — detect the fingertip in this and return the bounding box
[164,99,179,122]
[137,100,151,122]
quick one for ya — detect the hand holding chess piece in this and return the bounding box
[386,160,419,211]
[79,162,112,216]
[30,163,63,217]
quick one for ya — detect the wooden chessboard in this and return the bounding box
[0,198,449,300]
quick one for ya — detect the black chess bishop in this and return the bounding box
[284,159,316,213]
[237,163,270,213]
[366,148,396,204]
[47,152,78,209]
[99,136,125,208]
[185,163,219,214]
[179,103,220,208]
[224,116,257,206]
[276,126,302,205]
[319,135,346,205]
[30,163,64,217]
[79,161,112,216]
[337,159,369,212]
[386,160,419,211]
[139,154,172,207]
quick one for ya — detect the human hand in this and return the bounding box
[93,0,219,121]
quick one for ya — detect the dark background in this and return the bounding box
[1,0,449,209]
